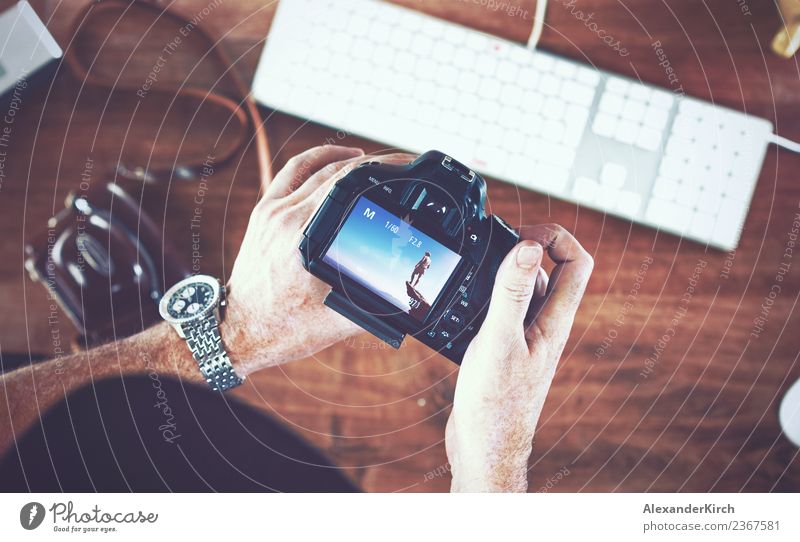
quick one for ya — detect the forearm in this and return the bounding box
[0,322,201,456]
[448,438,531,492]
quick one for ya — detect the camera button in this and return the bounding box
[467,232,480,245]
[444,311,466,330]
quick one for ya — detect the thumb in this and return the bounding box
[484,241,543,336]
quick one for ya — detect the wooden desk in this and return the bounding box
[2,0,798,491]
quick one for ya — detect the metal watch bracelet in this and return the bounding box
[181,314,244,392]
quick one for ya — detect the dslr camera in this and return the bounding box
[300,150,519,364]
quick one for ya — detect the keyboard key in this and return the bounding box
[458,71,481,93]
[690,211,716,239]
[576,66,601,86]
[645,199,691,233]
[532,52,555,71]
[452,47,476,69]
[477,100,501,122]
[573,176,600,204]
[503,130,526,154]
[652,176,679,200]
[599,92,624,115]
[615,119,639,145]
[543,97,567,119]
[531,164,570,194]
[479,77,502,99]
[525,91,545,113]
[637,126,663,151]
[500,84,524,105]
[465,32,490,51]
[650,89,675,109]
[592,112,617,138]
[517,67,540,89]
[457,92,480,112]
[389,27,413,50]
[496,60,519,82]
[562,81,596,106]
[443,24,466,45]
[711,197,748,247]
[505,155,537,182]
[432,42,456,63]
[434,64,459,86]
[595,187,621,210]
[481,123,505,144]
[622,100,647,122]
[697,188,723,214]
[679,98,706,118]
[643,106,669,129]
[565,104,590,126]
[606,76,629,94]
[555,61,576,78]
[601,163,628,188]
[475,53,498,75]
[629,84,651,103]
[616,191,642,217]
[539,74,561,96]
[676,182,701,208]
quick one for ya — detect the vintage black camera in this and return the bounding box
[300,150,519,364]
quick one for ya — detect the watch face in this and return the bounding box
[166,281,216,320]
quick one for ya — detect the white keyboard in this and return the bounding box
[252,0,775,250]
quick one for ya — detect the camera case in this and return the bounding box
[300,150,519,364]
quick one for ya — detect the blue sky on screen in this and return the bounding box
[323,197,462,312]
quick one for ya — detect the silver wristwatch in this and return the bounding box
[158,275,244,392]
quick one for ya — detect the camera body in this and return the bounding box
[300,150,519,364]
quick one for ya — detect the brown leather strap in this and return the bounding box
[64,0,272,188]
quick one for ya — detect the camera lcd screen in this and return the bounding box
[323,196,462,321]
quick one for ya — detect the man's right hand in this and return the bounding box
[446,224,593,492]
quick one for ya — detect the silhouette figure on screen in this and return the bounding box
[410,252,431,287]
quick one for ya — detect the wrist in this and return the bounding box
[449,448,530,492]
[446,412,533,492]
[218,295,283,377]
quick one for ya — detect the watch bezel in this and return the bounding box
[158,274,221,326]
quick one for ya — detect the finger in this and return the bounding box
[483,241,544,342]
[518,224,593,343]
[307,152,419,204]
[534,267,549,299]
[525,267,549,326]
[289,153,368,202]
[265,145,364,199]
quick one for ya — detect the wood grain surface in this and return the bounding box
[1,0,798,492]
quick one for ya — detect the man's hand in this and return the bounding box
[446,224,593,492]
[221,145,417,376]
